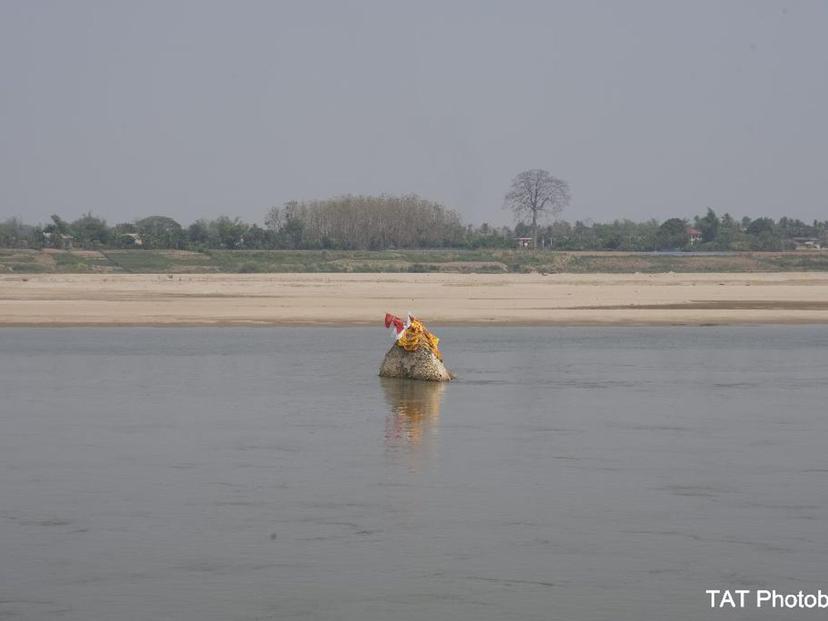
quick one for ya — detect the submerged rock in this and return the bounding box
[378,343,454,382]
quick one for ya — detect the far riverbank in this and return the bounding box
[2,272,828,327]
[2,248,828,275]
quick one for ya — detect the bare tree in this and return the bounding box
[264,205,282,231]
[504,169,571,248]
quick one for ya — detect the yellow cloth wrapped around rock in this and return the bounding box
[396,319,443,360]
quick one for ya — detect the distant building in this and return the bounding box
[515,237,534,249]
[792,237,822,250]
[687,227,702,245]
[120,233,143,247]
[42,232,74,249]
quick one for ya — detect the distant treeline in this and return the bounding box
[530,212,828,252]
[1,196,826,252]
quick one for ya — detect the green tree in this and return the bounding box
[71,212,110,248]
[111,222,141,248]
[279,217,305,249]
[135,216,184,249]
[697,208,720,243]
[187,220,209,247]
[715,213,742,249]
[746,217,781,250]
[241,224,276,249]
[42,215,71,248]
[208,216,248,249]
[747,217,775,236]
[656,218,689,250]
[0,218,27,247]
[49,214,70,235]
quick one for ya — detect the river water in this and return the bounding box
[1,327,827,620]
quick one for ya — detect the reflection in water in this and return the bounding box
[381,378,445,463]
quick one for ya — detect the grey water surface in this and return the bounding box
[1,327,827,621]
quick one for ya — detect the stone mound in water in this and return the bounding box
[378,344,454,382]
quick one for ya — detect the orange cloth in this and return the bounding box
[396,318,443,360]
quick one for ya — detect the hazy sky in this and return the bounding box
[1,0,826,227]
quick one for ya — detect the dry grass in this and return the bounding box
[2,248,828,274]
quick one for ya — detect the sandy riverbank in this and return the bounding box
[1,272,828,326]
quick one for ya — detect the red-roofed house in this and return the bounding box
[687,227,702,245]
